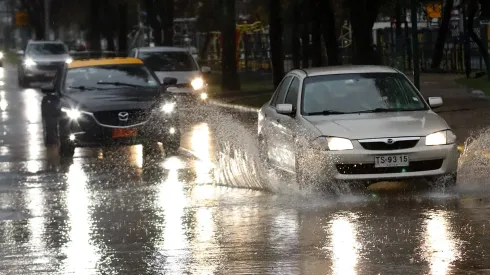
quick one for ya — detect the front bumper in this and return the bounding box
[302,142,459,182]
[61,113,180,148]
[23,66,58,81]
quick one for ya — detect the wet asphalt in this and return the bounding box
[1,66,490,275]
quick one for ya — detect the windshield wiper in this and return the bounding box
[68,85,97,91]
[306,110,347,115]
[356,107,426,113]
[97,81,146,88]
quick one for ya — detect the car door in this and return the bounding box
[272,76,301,172]
[262,75,292,167]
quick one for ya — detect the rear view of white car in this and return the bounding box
[130,46,211,103]
[258,65,459,190]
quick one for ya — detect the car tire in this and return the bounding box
[18,75,29,88]
[59,141,75,157]
[42,117,59,146]
[427,173,457,188]
[164,141,180,156]
[258,136,271,169]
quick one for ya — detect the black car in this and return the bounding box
[41,58,180,157]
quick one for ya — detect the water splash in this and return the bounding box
[458,128,490,188]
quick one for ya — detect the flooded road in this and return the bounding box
[2,66,490,274]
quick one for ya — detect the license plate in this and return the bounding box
[374,155,409,168]
[112,128,137,138]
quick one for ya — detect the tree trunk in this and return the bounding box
[102,0,115,51]
[221,0,240,93]
[310,0,323,67]
[395,0,402,36]
[118,2,128,54]
[467,0,490,79]
[348,0,381,65]
[146,0,162,45]
[431,0,454,69]
[291,0,301,69]
[301,0,310,69]
[161,0,174,46]
[321,0,340,66]
[200,32,212,61]
[89,0,101,51]
[269,0,285,87]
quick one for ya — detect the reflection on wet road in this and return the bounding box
[2,66,490,274]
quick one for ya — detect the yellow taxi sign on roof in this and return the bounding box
[68,58,143,69]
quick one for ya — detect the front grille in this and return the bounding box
[336,159,443,175]
[360,140,419,150]
[93,109,150,126]
[36,61,64,71]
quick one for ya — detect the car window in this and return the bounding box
[26,43,67,55]
[301,73,427,115]
[284,77,300,107]
[64,64,160,91]
[270,76,293,106]
[138,51,198,71]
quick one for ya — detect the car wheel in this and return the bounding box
[164,141,180,156]
[295,154,312,191]
[427,173,457,188]
[42,117,59,146]
[59,141,75,157]
[18,75,29,88]
[258,136,271,168]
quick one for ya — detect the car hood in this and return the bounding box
[304,110,450,139]
[28,54,70,62]
[154,71,201,84]
[63,88,162,113]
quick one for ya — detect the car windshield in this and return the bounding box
[26,43,67,55]
[301,73,427,115]
[64,64,160,91]
[138,51,198,72]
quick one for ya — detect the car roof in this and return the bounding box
[136,46,190,53]
[301,65,398,76]
[68,58,143,69]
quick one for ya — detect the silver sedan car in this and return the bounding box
[258,66,459,189]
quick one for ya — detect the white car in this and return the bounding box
[258,66,459,189]
[130,46,211,102]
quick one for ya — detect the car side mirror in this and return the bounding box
[428,97,443,108]
[41,84,55,94]
[163,77,178,86]
[276,103,294,115]
[201,66,211,74]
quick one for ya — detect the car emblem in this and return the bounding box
[386,138,394,144]
[118,112,129,122]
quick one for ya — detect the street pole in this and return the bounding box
[44,0,50,40]
[410,0,420,90]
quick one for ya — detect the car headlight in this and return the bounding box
[161,102,176,113]
[24,58,36,68]
[425,130,456,146]
[190,77,204,90]
[200,92,208,100]
[61,107,81,120]
[65,57,73,64]
[311,136,354,151]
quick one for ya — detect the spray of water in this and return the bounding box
[458,128,490,188]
